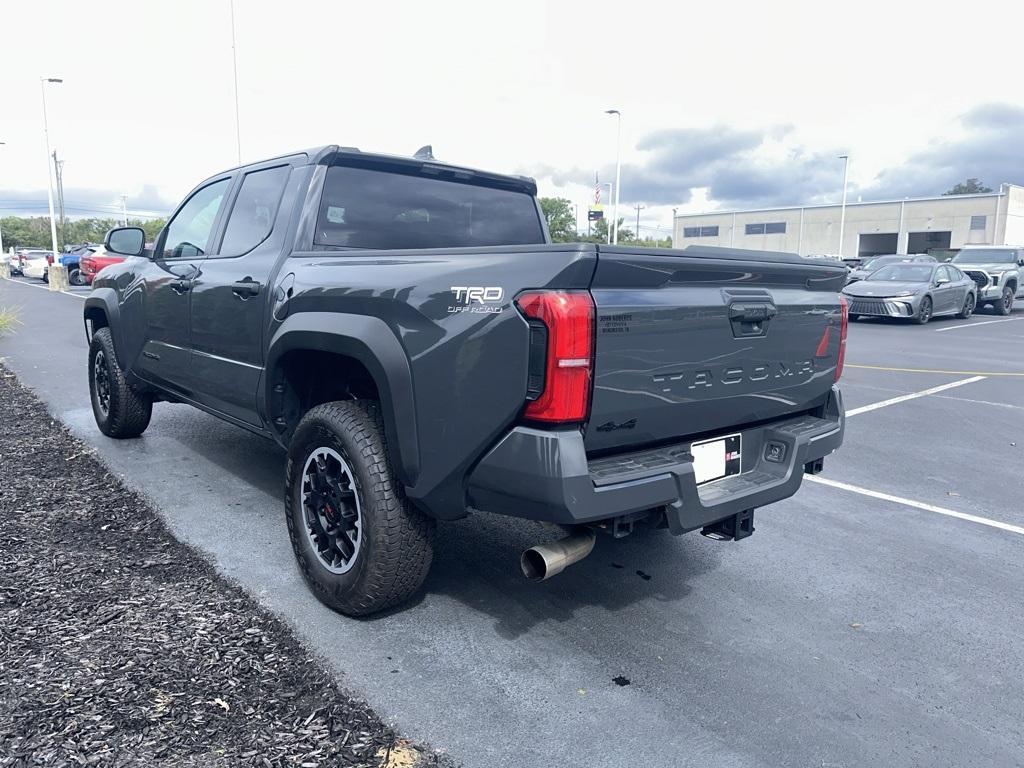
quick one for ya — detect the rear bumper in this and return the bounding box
[467,387,844,533]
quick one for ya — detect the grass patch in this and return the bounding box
[0,307,19,335]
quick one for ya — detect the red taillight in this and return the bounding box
[835,295,849,381]
[47,254,54,265]
[515,290,594,423]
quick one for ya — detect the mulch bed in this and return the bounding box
[0,365,445,767]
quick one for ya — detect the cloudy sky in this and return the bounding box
[2,0,1022,237]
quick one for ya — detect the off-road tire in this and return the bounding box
[285,400,434,616]
[88,327,152,438]
[994,285,1015,316]
[914,296,933,325]
[956,293,976,319]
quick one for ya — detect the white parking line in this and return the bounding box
[934,318,1021,332]
[845,376,985,417]
[806,475,1024,536]
[1,276,86,300]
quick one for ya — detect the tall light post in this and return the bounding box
[40,77,67,290]
[0,141,6,257]
[605,109,622,245]
[837,154,850,258]
[229,0,242,164]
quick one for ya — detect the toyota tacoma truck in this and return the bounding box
[84,145,847,616]
[951,245,1024,315]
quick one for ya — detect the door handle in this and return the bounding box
[232,279,261,298]
[170,278,192,294]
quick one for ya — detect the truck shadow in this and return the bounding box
[142,408,724,639]
[420,512,723,640]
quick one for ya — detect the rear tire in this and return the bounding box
[88,328,152,438]
[994,285,1014,315]
[956,293,976,319]
[285,400,434,616]
[913,296,933,325]
[69,268,85,286]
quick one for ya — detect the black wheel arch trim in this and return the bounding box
[265,312,419,486]
[83,290,127,369]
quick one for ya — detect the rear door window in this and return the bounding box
[314,165,545,250]
[219,165,291,257]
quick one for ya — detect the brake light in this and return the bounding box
[515,290,594,423]
[47,254,54,265]
[835,295,849,382]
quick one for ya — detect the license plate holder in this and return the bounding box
[690,434,742,485]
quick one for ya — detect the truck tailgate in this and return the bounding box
[586,246,847,453]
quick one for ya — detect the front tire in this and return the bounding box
[69,268,85,286]
[957,293,976,319]
[88,327,152,438]
[285,401,434,616]
[914,296,933,325]
[994,285,1015,315]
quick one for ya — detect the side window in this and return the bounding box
[219,165,291,257]
[161,179,230,260]
[939,266,954,281]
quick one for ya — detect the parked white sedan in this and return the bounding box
[22,251,55,281]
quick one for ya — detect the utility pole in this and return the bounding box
[52,150,66,243]
[121,194,129,226]
[633,203,646,242]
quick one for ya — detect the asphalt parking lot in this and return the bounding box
[2,275,1022,768]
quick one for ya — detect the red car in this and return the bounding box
[80,246,127,285]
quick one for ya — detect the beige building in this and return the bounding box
[672,183,1024,259]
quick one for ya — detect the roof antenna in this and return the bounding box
[413,145,435,161]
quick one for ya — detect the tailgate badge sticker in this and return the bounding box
[449,286,504,314]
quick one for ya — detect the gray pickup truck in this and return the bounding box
[85,145,846,615]
[951,245,1024,315]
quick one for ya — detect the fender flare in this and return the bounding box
[83,289,128,369]
[264,312,419,486]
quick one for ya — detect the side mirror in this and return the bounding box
[105,226,146,257]
[936,277,950,285]
[1018,258,1024,267]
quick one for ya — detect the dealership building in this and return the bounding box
[672,183,1024,259]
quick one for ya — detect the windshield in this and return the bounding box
[953,248,1018,264]
[861,255,902,270]
[869,264,934,282]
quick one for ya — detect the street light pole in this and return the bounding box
[634,203,645,242]
[0,142,5,258]
[837,154,850,258]
[229,0,242,165]
[40,77,67,291]
[605,109,622,245]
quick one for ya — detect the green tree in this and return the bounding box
[943,178,993,195]
[579,217,634,244]
[538,197,577,242]
[0,215,166,251]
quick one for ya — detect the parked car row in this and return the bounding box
[841,245,1023,324]
[4,244,127,286]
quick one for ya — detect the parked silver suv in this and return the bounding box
[952,246,1023,315]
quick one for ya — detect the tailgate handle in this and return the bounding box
[729,302,777,322]
[728,301,776,338]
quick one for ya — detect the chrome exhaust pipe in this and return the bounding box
[521,528,597,581]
